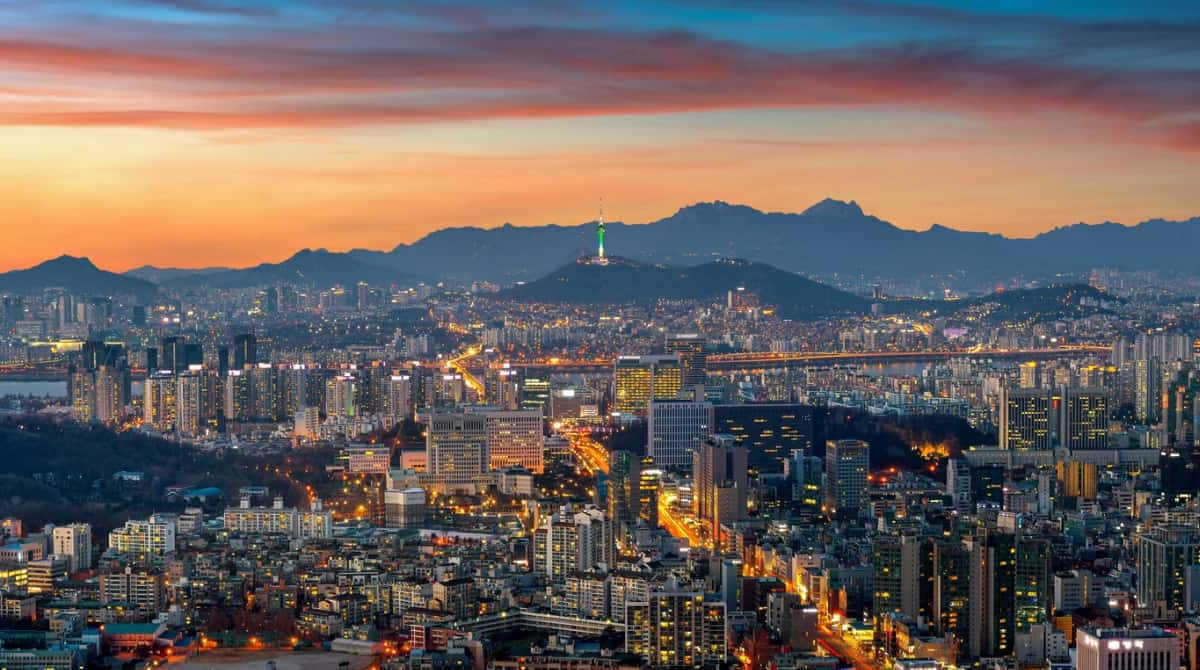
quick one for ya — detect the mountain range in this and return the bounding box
[498,256,868,320]
[2,199,1198,295]
[0,256,159,300]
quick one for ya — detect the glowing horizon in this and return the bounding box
[2,0,1198,272]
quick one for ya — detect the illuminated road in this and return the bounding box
[818,624,877,670]
[501,346,1111,373]
[567,430,610,475]
[657,496,704,547]
[447,345,485,395]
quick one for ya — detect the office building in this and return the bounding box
[872,534,928,621]
[647,399,713,469]
[1057,460,1099,499]
[483,409,544,473]
[694,435,748,539]
[665,333,707,387]
[520,373,551,415]
[713,403,814,469]
[232,333,257,369]
[1137,524,1200,610]
[384,487,427,528]
[426,412,488,493]
[613,355,682,417]
[824,439,869,519]
[1077,628,1178,670]
[1000,387,1053,451]
[1060,387,1109,450]
[607,450,641,531]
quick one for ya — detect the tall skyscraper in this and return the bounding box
[160,336,186,374]
[1060,387,1109,450]
[176,370,203,437]
[1137,524,1200,610]
[648,399,713,469]
[520,373,551,415]
[1000,387,1052,451]
[608,449,641,531]
[872,534,929,621]
[693,435,748,539]
[232,333,257,370]
[613,355,682,417]
[143,371,178,433]
[426,412,488,493]
[325,372,357,419]
[824,439,869,519]
[665,333,707,387]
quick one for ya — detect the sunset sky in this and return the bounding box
[2,0,1198,272]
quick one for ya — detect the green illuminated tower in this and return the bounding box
[597,202,606,258]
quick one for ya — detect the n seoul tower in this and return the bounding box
[597,200,606,259]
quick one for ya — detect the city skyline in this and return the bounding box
[2,0,1199,270]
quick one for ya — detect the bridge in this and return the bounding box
[493,346,1110,375]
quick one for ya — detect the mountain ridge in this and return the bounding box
[5,198,1198,293]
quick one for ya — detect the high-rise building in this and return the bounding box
[1077,628,1178,670]
[872,534,928,621]
[647,399,713,469]
[1000,387,1053,451]
[694,435,747,539]
[1060,387,1109,450]
[426,412,488,493]
[625,578,727,668]
[176,370,203,437]
[224,369,253,422]
[947,458,972,514]
[933,541,971,645]
[232,333,257,370]
[638,456,660,528]
[143,371,178,433]
[51,524,92,573]
[483,409,544,473]
[532,505,615,582]
[520,374,551,415]
[824,439,869,519]
[1137,524,1200,610]
[607,450,641,531]
[665,333,707,387]
[613,355,682,417]
[383,374,413,423]
[326,372,357,419]
[160,336,186,374]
